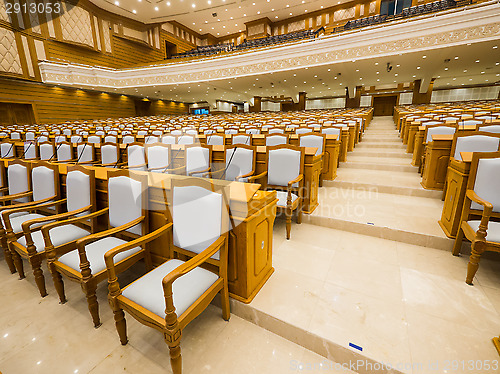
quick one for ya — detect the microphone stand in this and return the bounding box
[48,142,63,162]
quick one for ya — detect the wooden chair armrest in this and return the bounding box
[162,236,225,288]
[123,163,148,170]
[189,167,211,176]
[52,158,77,164]
[0,191,33,203]
[287,174,303,187]
[21,204,90,237]
[466,190,493,211]
[163,165,186,173]
[148,165,170,172]
[248,170,267,182]
[2,196,62,231]
[0,187,8,192]
[75,216,145,250]
[105,223,173,278]
[41,208,109,247]
[235,171,254,182]
[100,161,126,167]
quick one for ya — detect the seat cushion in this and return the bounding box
[17,225,90,253]
[122,259,219,318]
[4,213,51,234]
[275,191,298,207]
[58,237,141,274]
[467,220,500,243]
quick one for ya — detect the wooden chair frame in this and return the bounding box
[298,132,326,187]
[7,165,96,297]
[106,177,230,374]
[3,161,61,283]
[452,151,500,284]
[249,144,305,240]
[44,168,150,327]
[450,131,500,162]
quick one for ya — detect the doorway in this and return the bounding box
[0,102,36,125]
[165,41,178,59]
[373,95,398,116]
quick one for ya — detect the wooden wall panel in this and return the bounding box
[149,99,189,116]
[0,78,135,123]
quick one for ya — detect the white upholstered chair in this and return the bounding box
[46,170,151,327]
[206,134,224,146]
[231,134,250,145]
[1,142,16,158]
[7,166,96,297]
[212,144,256,182]
[177,135,195,145]
[122,135,136,144]
[87,135,102,144]
[100,143,122,168]
[145,143,171,173]
[265,134,288,146]
[56,142,75,163]
[451,133,500,162]
[479,125,500,134]
[125,143,147,171]
[184,145,212,177]
[250,144,304,239]
[452,152,500,285]
[162,135,177,145]
[76,143,97,165]
[105,178,230,374]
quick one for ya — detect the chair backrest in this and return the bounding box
[479,125,500,134]
[145,135,159,144]
[461,120,483,127]
[145,143,170,173]
[1,142,15,158]
[55,135,66,143]
[66,165,96,228]
[23,141,37,160]
[107,170,148,237]
[207,134,225,146]
[468,152,500,213]
[224,145,255,182]
[267,145,304,188]
[295,128,310,135]
[122,135,135,144]
[170,130,182,136]
[25,132,35,141]
[321,127,341,136]
[425,125,457,143]
[71,135,83,143]
[177,135,194,145]
[39,142,55,160]
[246,128,260,135]
[161,135,176,144]
[186,146,211,175]
[453,133,500,161]
[101,143,120,166]
[57,142,73,162]
[104,135,117,144]
[268,128,284,134]
[7,160,31,201]
[127,143,146,171]
[87,135,101,144]
[299,133,325,156]
[10,132,20,139]
[225,129,238,135]
[265,134,288,147]
[232,134,250,145]
[31,162,59,202]
[171,178,229,260]
[76,143,95,164]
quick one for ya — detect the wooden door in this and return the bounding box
[373,95,398,116]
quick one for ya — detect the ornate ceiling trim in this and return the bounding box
[39,2,500,89]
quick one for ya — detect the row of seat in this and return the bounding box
[171,43,234,59]
[0,159,231,374]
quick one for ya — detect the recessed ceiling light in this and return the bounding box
[154,6,158,10]
[132,9,136,13]
[114,1,119,5]
[454,56,458,59]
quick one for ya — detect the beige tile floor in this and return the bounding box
[262,219,500,374]
[0,257,355,374]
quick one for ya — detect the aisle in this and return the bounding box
[305,116,451,250]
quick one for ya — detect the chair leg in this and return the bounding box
[11,250,25,279]
[452,228,464,256]
[84,281,101,328]
[2,245,16,274]
[29,256,47,297]
[296,207,302,224]
[285,213,291,240]
[49,263,67,304]
[167,343,182,374]
[466,241,484,285]
[221,282,230,321]
[113,308,128,345]
[144,251,153,272]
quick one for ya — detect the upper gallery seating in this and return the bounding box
[172,43,234,59]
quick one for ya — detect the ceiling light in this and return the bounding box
[154,6,158,10]
[422,55,426,58]
[475,60,480,63]
[454,56,458,59]
[132,9,136,13]
[416,66,420,69]
[114,1,119,5]
[192,3,196,8]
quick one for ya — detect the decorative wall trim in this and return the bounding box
[39,3,500,90]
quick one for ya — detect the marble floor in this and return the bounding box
[0,257,353,374]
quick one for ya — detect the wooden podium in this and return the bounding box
[438,152,473,238]
[421,134,453,190]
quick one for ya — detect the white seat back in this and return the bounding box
[1,143,14,158]
[479,125,500,134]
[88,135,101,144]
[39,143,54,160]
[266,135,287,147]
[122,135,135,144]
[225,148,253,181]
[426,127,456,143]
[104,136,117,144]
[57,143,73,161]
[147,145,170,173]
[24,142,37,160]
[454,136,500,161]
[108,176,143,235]
[127,145,146,171]
[268,148,301,187]
[77,144,93,164]
[101,144,118,166]
[471,157,500,213]
[66,170,91,213]
[172,185,222,255]
[7,163,29,202]
[268,128,284,134]
[161,135,176,145]
[207,134,224,146]
[186,147,210,175]
[232,135,250,145]
[321,128,341,136]
[71,135,83,143]
[32,166,56,201]
[300,134,324,156]
[178,135,194,145]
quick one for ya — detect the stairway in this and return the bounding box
[304,116,452,250]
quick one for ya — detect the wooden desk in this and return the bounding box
[421,134,453,190]
[3,160,278,304]
[438,152,473,238]
[211,145,322,214]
